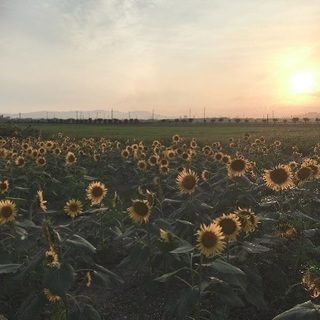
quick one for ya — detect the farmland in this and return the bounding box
[0,122,320,319]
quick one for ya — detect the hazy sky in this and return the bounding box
[1,0,320,118]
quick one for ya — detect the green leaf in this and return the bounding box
[154,267,188,283]
[170,242,194,254]
[209,259,247,291]
[273,300,320,320]
[0,263,21,274]
[211,281,245,307]
[65,234,96,256]
[13,292,46,320]
[177,287,200,320]
[92,264,123,288]
[241,241,271,254]
[43,263,75,296]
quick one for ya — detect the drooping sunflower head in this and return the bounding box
[196,223,225,257]
[64,199,83,218]
[274,222,297,238]
[263,164,294,191]
[86,181,107,205]
[159,229,170,242]
[302,266,320,298]
[176,168,199,194]
[201,169,210,181]
[44,247,60,268]
[37,190,47,212]
[234,207,259,233]
[0,200,17,224]
[0,180,9,193]
[44,288,61,302]
[215,213,241,240]
[127,199,151,223]
[227,158,249,178]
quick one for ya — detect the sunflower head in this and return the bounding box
[137,160,147,171]
[44,288,61,302]
[227,158,249,178]
[127,199,151,223]
[159,229,170,242]
[65,151,77,165]
[263,164,294,191]
[201,169,210,181]
[15,156,25,167]
[196,223,225,257]
[0,180,9,193]
[215,213,241,240]
[296,166,313,184]
[0,200,17,224]
[37,190,47,212]
[234,208,259,233]
[36,156,46,167]
[64,199,83,218]
[86,181,107,205]
[44,247,60,268]
[176,169,199,194]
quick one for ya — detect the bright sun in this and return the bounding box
[290,71,316,94]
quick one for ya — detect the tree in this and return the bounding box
[302,117,310,124]
[292,117,299,124]
[272,118,278,124]
[234,118,241,123]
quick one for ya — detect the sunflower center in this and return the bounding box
[202,231,218,248]
[133,201,149,217]
[1,206,13,218]
[68,155,76,162]
[230,159,246,172]
[297,167,312,181]
[269,168,289,184]
[182,175,196,190]
[0,183,7,191]
[69,203,79,212]
[219,219,237,235]
[92,186,104,197]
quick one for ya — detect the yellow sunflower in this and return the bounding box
[201,169,210,181]
[274,222,297,238]
[0,179,9,193]
[44,288,61,302]
[65,151,77,165]
[234,208,259,233]
[64,199,83,218]
[302,268,320,298]
[215,213,241,240]
[86,181,107,205]
[176,169,199,194]
[37,190,47,212]
[214,152,223,162]
[227,158,249,178]
[36,156,46,167]
[44,247,60,268]
[137,160,147,171]
[127,199,151,223]
[148,154,159,166]
[196,223,225,257]
[296,166,312,184]
[160,229,170,242]
[263,165,294,191]
[15,156,25,167]
[159,165,169,175]
[0,200,17,224]
[121,149,130,159]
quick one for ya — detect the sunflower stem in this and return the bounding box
[226,239,230,262]
[190,253,194,287]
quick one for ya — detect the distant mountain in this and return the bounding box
[3,109,168,120]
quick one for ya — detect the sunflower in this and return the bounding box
[37,190,47,212]
[159,165,169,175]
[86,181,107,205]
[64,199,83,218]
[196,223,225,257]
[36,156,46,167]
[44,247,60,268]
[215,213,241,240]
[0,200,17,224]
[296,166,312,184]
[65,151,77,165]
[172,134,181,143]
[234,208,259,233]
[0,180,9,193]
[302,267,320,298]
[86,271,92,287]
[153,176,160,185]
[44,288,61,302]
[214,152,223,162]
[227,158,249,178]
[121,149,130,159]
[222,154,231,164]
[181,152,191,161]
[166,149,176,160]
[15,156,25,167]
[176,169,199,194]
[201,169,210,181]
[263,165,294,191]
[274,223,297,238]
[127,199,151,223]
[137,160,147,171]
[148,154,159,166]
[160,229,170,242]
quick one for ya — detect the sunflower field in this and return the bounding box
[0,128,320,320]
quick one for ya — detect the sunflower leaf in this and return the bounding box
[92,264,124,288]
[65,234,96,256]
[273,300,320,320]
[0,263,21,274]
[176,287,200,319]
[170,242,194,254]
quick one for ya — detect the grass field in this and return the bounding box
[16,122,320,153]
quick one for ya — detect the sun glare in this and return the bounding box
[290,71,316,94]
